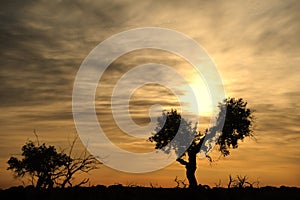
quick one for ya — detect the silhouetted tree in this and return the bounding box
[149,98,254,188]
[7,141,69,189]
[7,136,101,189]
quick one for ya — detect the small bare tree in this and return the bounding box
[174,176,187,188]
[227,175,234,188]
[227,175,259,188]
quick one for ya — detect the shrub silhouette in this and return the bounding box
[7,136,100,189]
[149,97,254,188]
[7,141,69,189]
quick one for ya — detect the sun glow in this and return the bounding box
[177,70,214,120]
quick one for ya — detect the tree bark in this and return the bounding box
[176,139,203,188]
[186,152,197,188]
[176,153,198,188]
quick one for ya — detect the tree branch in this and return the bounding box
[176,158,188,166]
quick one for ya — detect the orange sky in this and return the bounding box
[0,0,299,189]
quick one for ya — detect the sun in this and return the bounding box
[179,74,214,118]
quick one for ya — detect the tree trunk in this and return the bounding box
[61,175,71,188]
[36,177,43,189]
[186,152,197,188]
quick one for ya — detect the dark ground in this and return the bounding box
[1,185,299,200]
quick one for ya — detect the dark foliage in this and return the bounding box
[7,142,70,189]
[216,98,254,156]
[149,109,198,156]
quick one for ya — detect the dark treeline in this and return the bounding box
[0,185,299,200]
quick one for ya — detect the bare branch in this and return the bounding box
[176,158,188,166]
[68,134,78,157]
[75,178,89,187]
[174,176,187,188]
[33,129,39,146]
[174,176,180,188]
